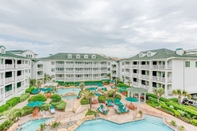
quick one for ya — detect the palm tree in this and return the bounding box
[79,82,85,91]
[29,79,36,87]
[115,77,120,85]
[82,90,95,110]
[44,73,52,84]
[106,73,111,80]
[153,87,165,102]
[37,79,42,89]
[172,89,190,104]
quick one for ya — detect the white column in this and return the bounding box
[144,93,146,103]
[138,93,140,103]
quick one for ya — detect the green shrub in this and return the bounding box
[177,110,186,117]
[148,96,158,103]
[0,104,9,113]
[56,102,66,110]
[190,119,197,126]
[80,97,89,105]
[52,122,60,128]
[50,100,64,107]
[50,94,62,102]
[6,97,20,107]
[117,83,128,87]
[171,120,176,127]
[160,97,168,102]
[40,124,46,131]
[169,98,178,103]
[22,106,33,116]
[40,103,51,111]
[115,94,121,100]
[25,86,35,93]
[0,120,12,131]
[85,109,97,116]
[179,126,185,131]
[98,96,106,103]
[28,94,47,103]
[20,93,30,102]
[174,110,181,117]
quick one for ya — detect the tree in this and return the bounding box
[128,79,132,86]
[172,89,191,104]
[82,90,95,110]
[3,108,22,121]
[29,79,36,87]
[106,73,111,80]
[115,77,120,85]
[153,87,165,102]
[37,79,42,89]
[44,73,52,84]
[79,82,85,91]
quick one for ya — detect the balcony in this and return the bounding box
[37,67,43,71]
[5,64,13,69]
[56,77,64,80]
[167,65,172,69]
[167,78,172,83]
[55,70,64,73]
[152,76,165,82]
[25,64,29,68]
[101,70,107,73]
[124,72,130,76]
[0,65,4,70]
[124,65,130,68]
[65,71,74,73]
[0,79,4,86]
[140,75,149,80]
[17,86,24,93]
[141,84,149,89]
[75,77,83,80]
[0,95,3,102]
[17,64,24,68]
[75,71,84,73]
[75,64,84,67]
[17,75,24,81]
[65,77,74,80]
[92,71,100,73]
[133,82,138,86]
[84,64,92,67]
[92,77,100,80]
[141,65,150,69]
[132,65,139,68]
[84,77,92,80]
[168,90,172,95]
[5,77,14,84]
[101,64,107,67]
[56,64,64,67]
[133,73,139,77]
[5,90,12,97]
[152,65,165,69]
[93,64,100,67]
[37,74,44,78]
[65,64,74,67]
[84,70,92,73]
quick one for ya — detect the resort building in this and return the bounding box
[0,46,31,105]
[32,53,119,82]
[120,48,197,98]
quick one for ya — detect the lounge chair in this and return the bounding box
[114,98,122,105]
[118,105,129,113]
[97,104,109,115]
[115,109,121,114]
[106,99,113,107]
[50,106,55,114]
[126,103,137,110]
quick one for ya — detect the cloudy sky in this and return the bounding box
[0,0,197,58]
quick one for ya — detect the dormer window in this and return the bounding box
[84,55,88,58]
[76,54,80,58]
[68,54,72,58]
[147,51,152,57]
[139,53,144,58]
[1,49,5,54]
[92,55,96,59]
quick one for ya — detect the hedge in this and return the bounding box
[28,94,47,103]
[148,97,158,103]
[0,120,12,131]
[56,102,66,110]
[6,97,20,107]
[25,86,35,93]
[115,94,122,100]
[0,104,9,113]
[98,96,106,103]
[20,93,30,102]
[50,94,62,102]
[22,106,34,116]
[80,97,89,105]
[190,119,197,126]
[169,98,178,103]
[117,83,128,87]
[40,103,51,111]
[85,109,97,116]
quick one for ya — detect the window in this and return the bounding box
[92,55,96,59]
[51,61,55,65]
[76,54,80,58]
[68,54,72,58]
[122,69,124,72]
[84,55,88,58]
[185,61,190,67]
[51,68,55,72]
[108,62,110,65]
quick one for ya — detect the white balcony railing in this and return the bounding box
[75,77,83,80]
[140,75,149,80]
[92,77,100,80]
[17,64,24,68]
[167,65,172,69]
[133,73,139,77]
[75,71,84,73]
[101,64,107,67]
[17,86,24,93]
[141,84,149,89]
[56,77,64,80]
[152,65,165,69]
[0,79,4,85]
[55,71,64,73]
[65,77,74,80]
[133,82,138,86]
[152,76,165,82]
[0,95,3,102]
[5,90,12,97]
[75,64,84,67]
[167,78,172,83]
[5,64,13,69]
[92,71,100,73]
[125,72,130,76]
[168,90,172,95]
[17,75,24,81]
[84,77,92,80]
[65,71,74,73]
[0,65,4,70]
[5,77,14,84]
[65,64,74,67]
[37,67,43,70]
[132,65,139,68]
[56,64,64,67]
[124,65,130,68]
[141,65,150,69]
[93,64,100,67]
[101,70,107,73]
[37,75,44,78]
[25,64,29,68]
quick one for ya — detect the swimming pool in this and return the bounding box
[76,115,173,131]
[56,88,80,95]
[16,118,53,131]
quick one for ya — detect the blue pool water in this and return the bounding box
[56,88,80,95]
[16,118,53,131]
[76,115,173,131]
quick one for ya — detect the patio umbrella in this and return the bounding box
[40,88,53,92]
[27,101,44,107]
[31,89,39,94]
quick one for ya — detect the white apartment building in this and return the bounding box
[0,46,31,105]
[120,48,197,98]
[32,53,118,82]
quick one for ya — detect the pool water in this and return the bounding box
[16,118,53,131]
[76,115,173,131]
[56,88,80,95]
[125,97,138,102]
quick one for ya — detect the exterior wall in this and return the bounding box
[22,50,37,59]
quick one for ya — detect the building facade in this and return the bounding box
[0,46,31,105]
[120,48,197,98]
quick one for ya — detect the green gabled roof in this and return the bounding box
[0,52,30,59]
[38,53,111,61]
[123,48,197,61]
[7,50,27,54]
[0,45,5,48]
